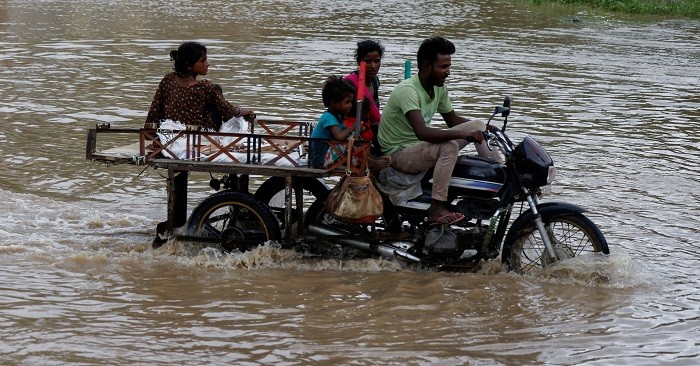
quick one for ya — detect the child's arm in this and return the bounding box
[328,125,354,141]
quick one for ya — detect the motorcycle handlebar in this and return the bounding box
[483,96,514,152]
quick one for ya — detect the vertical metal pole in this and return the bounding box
[159,169,186,248]
[284,176,293,243]
[354,61,367,138]
[294,178,304,238]
[85,129,96,160]
[171,169,188,228]
[166,169,176,233]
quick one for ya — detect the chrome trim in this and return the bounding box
[547,166,557,185]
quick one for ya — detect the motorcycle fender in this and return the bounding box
[504,202,587,243]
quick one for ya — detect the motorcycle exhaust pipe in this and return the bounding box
[306,222,421,263]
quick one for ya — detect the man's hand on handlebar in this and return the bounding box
[464,130,485,143]
[486,124,500,132]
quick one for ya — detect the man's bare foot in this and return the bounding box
[427,202,465,225]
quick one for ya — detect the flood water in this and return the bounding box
[1,0,699,364]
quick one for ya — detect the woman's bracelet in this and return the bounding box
[234,106,242,117]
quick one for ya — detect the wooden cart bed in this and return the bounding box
[86,119,371,177]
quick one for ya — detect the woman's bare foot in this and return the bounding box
[368,155,391,173]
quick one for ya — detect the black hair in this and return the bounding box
[322,76,355,107]
[355,40,384,64]
[170,42,207,76]
[416,36,455,71]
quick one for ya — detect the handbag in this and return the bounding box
[325,138,383,224]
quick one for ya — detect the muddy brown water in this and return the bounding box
[0,1,699,365]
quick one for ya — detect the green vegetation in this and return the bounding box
[531,0,700,18]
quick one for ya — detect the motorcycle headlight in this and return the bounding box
[546,166,557,185]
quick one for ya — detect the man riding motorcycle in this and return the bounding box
[377,36,503,226]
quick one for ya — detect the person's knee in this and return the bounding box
[451,119,486,132]
[439,140,460,156]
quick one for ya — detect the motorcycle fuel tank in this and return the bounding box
[446,156,506,199]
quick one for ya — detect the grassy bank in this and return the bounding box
[531,0,700,18]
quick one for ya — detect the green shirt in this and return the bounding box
[378,74,453,156]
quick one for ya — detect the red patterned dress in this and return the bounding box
[145,72,237,130]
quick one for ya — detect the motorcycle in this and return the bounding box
[185,96,609,273]
[301,96,609,272]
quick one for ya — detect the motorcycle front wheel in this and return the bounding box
[503,213,609,274]
[186,191,281,252]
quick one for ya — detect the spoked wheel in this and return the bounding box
[186,191,280,252]
[254,176,328,234]
[503,213,609,274]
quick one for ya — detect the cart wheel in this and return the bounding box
[186,191,281,252]
[254,176,329,230]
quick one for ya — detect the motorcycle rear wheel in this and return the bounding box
[254,176,328,235]
[504,213,608,274]
[186,191,281,252]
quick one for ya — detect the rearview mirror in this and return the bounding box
[501,96,511,117]
[494,106,510,115]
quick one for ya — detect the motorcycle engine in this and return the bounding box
[424,226,459,254]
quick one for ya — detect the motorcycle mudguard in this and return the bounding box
[504,202,587,244]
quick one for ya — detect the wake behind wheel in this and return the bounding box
[185,191,281,252]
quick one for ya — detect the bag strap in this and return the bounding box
[345,135,371,177]
[345,136,354,174]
